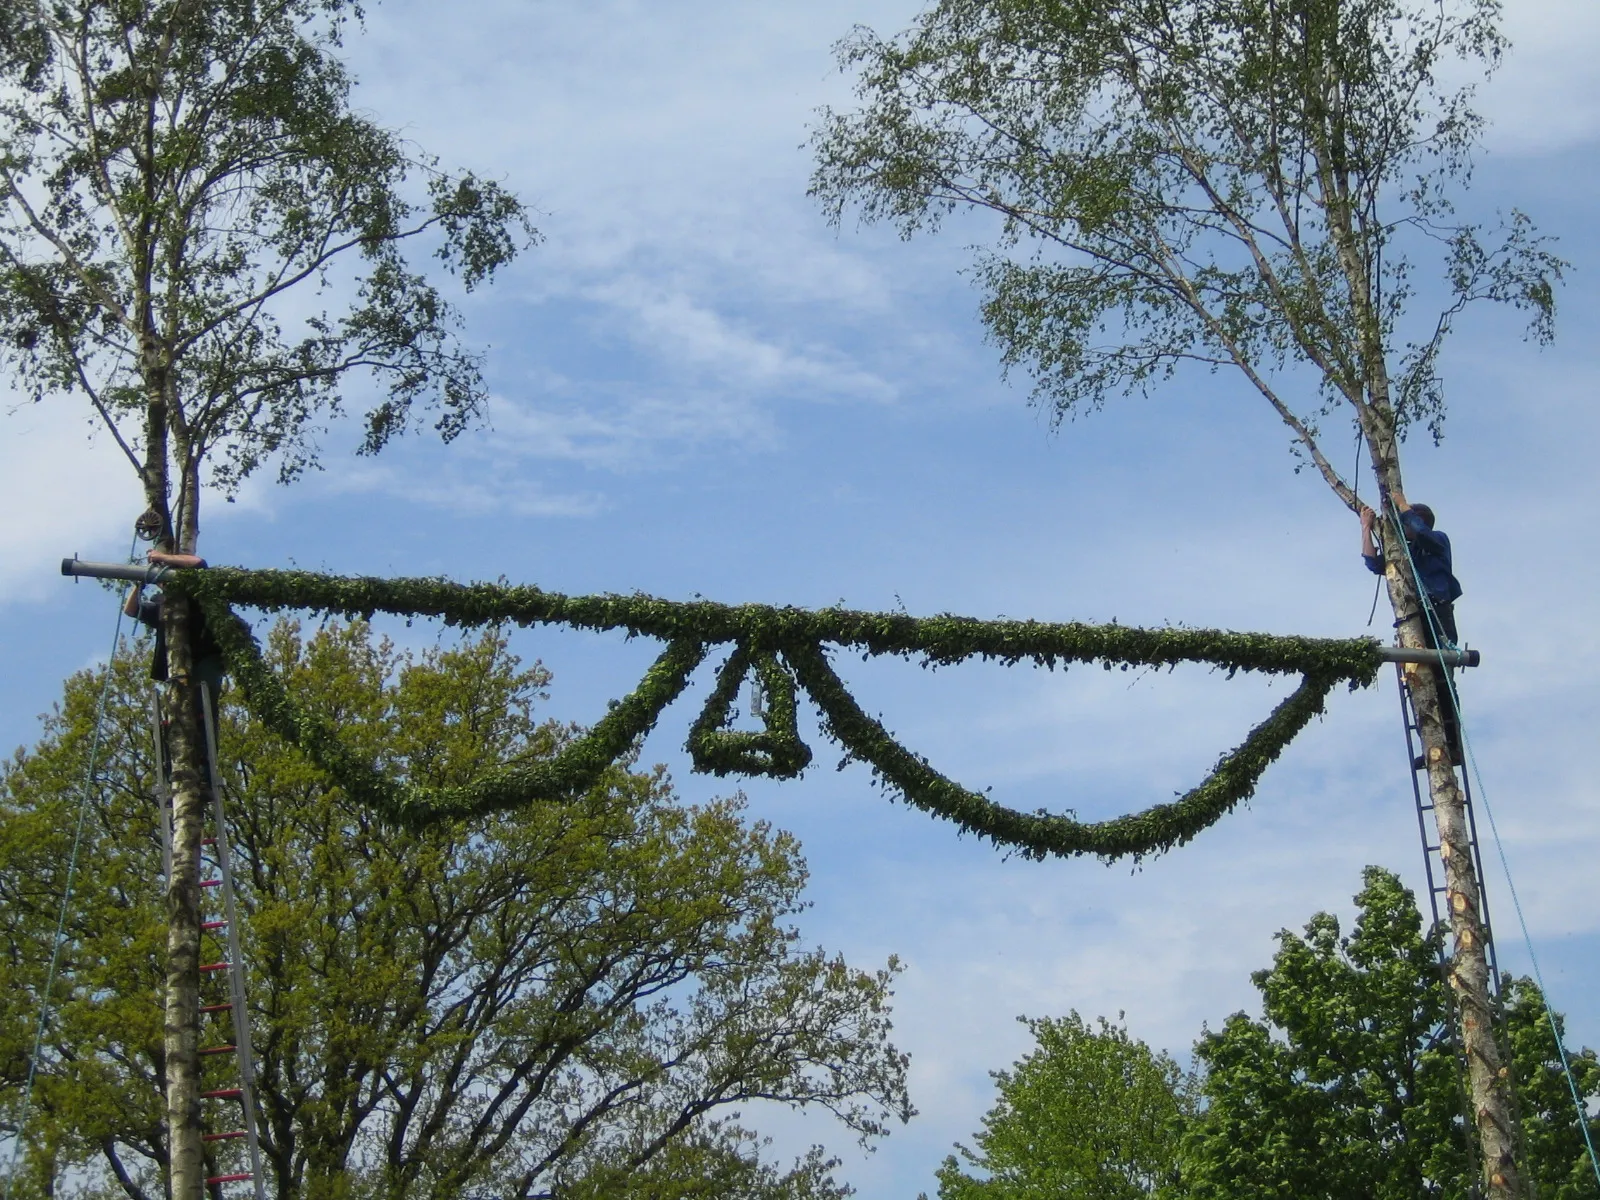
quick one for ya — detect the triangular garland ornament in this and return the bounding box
[178,567,1383,862]
[688,644,813,778]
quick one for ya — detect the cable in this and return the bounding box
[1385,507,1600,1187]
[0,536,138,1200]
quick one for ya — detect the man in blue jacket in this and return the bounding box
[1361,490,1463,764]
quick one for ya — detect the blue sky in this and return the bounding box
[3,0,1598,1192]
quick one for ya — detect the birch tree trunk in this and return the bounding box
[1368,448,1520,1199]
[139,361,209,1200]
[160,612,208,1200]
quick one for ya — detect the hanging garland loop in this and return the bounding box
[177,568,1382,862]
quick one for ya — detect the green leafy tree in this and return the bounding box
[811,2,1566,1191]
[0,4,532,1187]
[0,623,911,1200]
[1504,993,1600,1200]
[1183,867,1600,1199]
[930,1012,1192,1200]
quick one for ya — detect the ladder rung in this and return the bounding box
[203,1130,246,1143]
[201,879,223,888]
[200,1003,234,1014]
[206,1173,253,1185]
[200,1044,237,1056]
[203,919,229,931]
[201,836,217,845]
[201,1088,243,1100]
[200,962,231,973]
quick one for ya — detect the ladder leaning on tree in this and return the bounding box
[1395,658,1510,1190]
[1384,510,1600,1195]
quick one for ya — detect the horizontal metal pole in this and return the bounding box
[61,557,166,584]
[1377,644,1480,669]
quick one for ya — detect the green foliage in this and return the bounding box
[688,644,814,780]
[0,0,534,537]
[1184,868,1466,1198]
[1496,980,1600,1200]
[934,873,1600,1200]
[1182,868,1600,1199]
[0,623,910,1200]
[566,1140,857,1200]
[811,0,1564,474]
[786,640,1338,862]
[0,649,168,1200]
[177,566,1384,862]
[931,1012,1192,1200]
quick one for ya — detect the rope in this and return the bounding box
[1385,506,1600,1187]
[0,537,138,1199]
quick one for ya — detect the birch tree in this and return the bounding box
[0,2,532,1194]
[810,2,1563,1196]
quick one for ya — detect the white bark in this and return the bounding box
[1375,479,1521,1199]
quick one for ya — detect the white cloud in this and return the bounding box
[0,394,146,598]
[336,0,928,478]
[1482,0,1600,154]
[311,458,607,519]
[583,278,897,400]
[470,385,779,473]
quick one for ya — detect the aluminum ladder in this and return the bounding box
[1396,661,1516,1199]
[1394,662,1503,993]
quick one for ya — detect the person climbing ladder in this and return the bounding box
[1360,490,1464,765]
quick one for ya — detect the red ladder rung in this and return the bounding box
[203,919,229,931]
[200,961,231,973]
[202,1130,246,1143]
[206,1173,252,1185]
[201,836,217,845]
[199,1002,234,1013]
[201,1088,243,1100]
[200,1044,237,1056]
[201,878,223,888]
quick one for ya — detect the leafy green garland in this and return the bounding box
[203,598,709,827]
[181,568,1382,859]
[687,643,813,779]
[785,641,1341,861]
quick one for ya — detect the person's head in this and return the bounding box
[1410,503,1436,529]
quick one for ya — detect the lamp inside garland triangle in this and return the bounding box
[73,562,1428,864]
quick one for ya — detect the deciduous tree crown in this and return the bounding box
[0,623,912,1200]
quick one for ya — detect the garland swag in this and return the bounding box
[181,568,1382,862]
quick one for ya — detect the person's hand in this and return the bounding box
[1360,505,1376,529]
[146,550,206,570]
